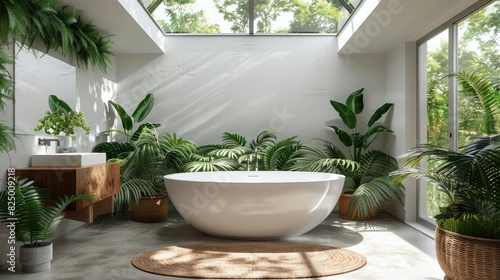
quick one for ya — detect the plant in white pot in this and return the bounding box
[0,178,94,272]
[33,95,90,152]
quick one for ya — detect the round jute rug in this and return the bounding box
[131,242,366,279]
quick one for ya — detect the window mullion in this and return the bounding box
[448,23,458,151]
[249,0,255,35]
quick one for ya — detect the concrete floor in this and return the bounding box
[0,212,444,280]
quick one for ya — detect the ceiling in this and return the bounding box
[59,0,164,54]
[59,0,486,55]
[338,0,485,53]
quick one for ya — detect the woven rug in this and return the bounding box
[131,242,366,279]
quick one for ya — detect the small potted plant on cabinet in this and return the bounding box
[33,95,90,152]
[392,134,499,280]
[0,178,94,272]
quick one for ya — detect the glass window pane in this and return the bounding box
[140,0,364,34]
[457,1,500,146]
[419,29,450,220]
[254,0,340,34]
[425,30,449,148]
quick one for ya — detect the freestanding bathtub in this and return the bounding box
[164,171,345,239]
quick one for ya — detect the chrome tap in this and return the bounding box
[254,148,260,171]
[38,138,60,147]
[246,148,260,171]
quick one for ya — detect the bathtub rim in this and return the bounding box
[163,170,345,184]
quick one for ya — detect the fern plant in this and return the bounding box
[392,134,500,239]
[0,178,94,247]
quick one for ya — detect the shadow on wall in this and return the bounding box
[117,36,351,145]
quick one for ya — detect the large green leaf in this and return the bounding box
[367,103,393,127]
[48,94,73,114]
[349,176,405,218]
[346,88,364,114]
[363,125,394,149]
[130,123,161,142]
[329,100,357,129]
[131,93,154,123]
[329,125,353,147]
[109,100,133,131]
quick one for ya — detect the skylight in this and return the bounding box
[139,0,363,34]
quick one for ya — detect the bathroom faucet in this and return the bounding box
[253,148,260,171]
[38,138,60,149]
[246,148,260,171]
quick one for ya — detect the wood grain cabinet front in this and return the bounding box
[15,163,120,223]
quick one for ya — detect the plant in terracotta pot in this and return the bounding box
[0,178,94,272]
[114,127,197,222]
[294,88,404,220]
[392,134,500,280]
[33,95,90,152]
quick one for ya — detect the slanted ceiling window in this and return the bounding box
[140,0,363,34]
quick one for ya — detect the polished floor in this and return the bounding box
[1,212,444,280]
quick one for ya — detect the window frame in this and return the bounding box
[415,0,493,227]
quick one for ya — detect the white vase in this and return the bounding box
[20,242,53,273]
[59,135,73,153]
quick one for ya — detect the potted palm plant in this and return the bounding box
[113,127,197,222]
[392,134,500,280]
[0,178,94,272]
[294,88,404,220]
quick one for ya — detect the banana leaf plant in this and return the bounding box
[296,88,404,219]
[104,92,160,142]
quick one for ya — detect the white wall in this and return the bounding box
[0,49,117,268]
[382,41,418,221]
[117,36,387,148]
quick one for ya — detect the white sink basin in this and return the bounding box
[31,153,107,167]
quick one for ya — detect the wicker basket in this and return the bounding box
[435,226,500,280]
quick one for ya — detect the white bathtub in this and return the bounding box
[164,171,345,239]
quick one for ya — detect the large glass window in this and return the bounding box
[417,0,499,224]
[140,0,363,34]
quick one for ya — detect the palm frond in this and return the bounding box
[249,129,277,150]
[184,158,239,172]
[91,141,135,160]
[261,137,304,171]
[349,177,405,218]
[0,178,93,246]
[291,143,358,173]
[452,72,500,134]
[221,132,246,147]
[0,122,15,153]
